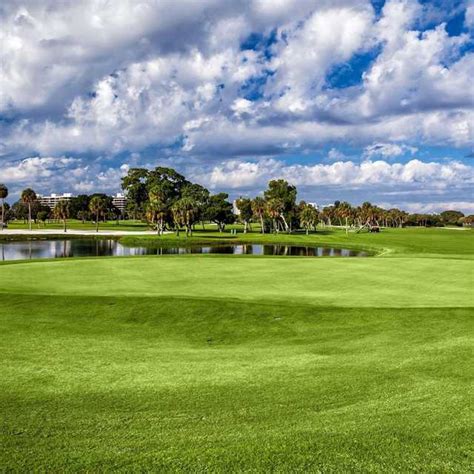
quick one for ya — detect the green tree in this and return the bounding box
[69,195,91,220]
[147,167,189,203]
[53,200,70,233]
[121,168,149,219]
[37,210,49,227]
[263,179,297,232]
[21,188,37,231]
[89,196,107,232]
[337,201,353,234]
[251,196,267,234]
[171,197,198,236]
[235,197,253,233]
[266,198,284,233]
[205,193,235,232]
[298,202,318,235]
[146,192,168,235]
[0,184,8,230]
[440,210,464,226]
[181,183,209,229]
[77,210,90,223]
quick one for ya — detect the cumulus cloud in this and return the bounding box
[364,143,418,158]
[1,156,77,182]
[0,0,472,208]
[327,148,347,161]
[1,156,130,197]
[199,158,473,189]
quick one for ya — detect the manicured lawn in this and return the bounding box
[119,225,474,258]
[0,228,473,471]
[6,219,149,232]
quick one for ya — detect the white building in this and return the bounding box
[38,193,74,209]
[112,193,127,212]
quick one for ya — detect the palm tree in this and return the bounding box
[89,196,107,232]
[171,197,197,237]
[337,201,353,235]
[299,203,318,235]
[148,186,168,235]
[266,198,284,233]
[0,184,8,230]
[251,196,266,234]
[21,188,37,231]
[235,197,252,233]
[53,200,70,233]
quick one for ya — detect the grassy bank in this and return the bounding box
[0,228,473,471]
[4,219,148,232]
[119,226,473,258]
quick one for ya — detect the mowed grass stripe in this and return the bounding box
[1,255,472,307]
[1,295,472,471]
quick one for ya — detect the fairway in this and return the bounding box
[1,229,473,471]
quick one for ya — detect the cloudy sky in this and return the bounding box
[1,0,473,212]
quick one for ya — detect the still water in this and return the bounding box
[0,239,370,261]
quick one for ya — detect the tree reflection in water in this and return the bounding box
[0,239,370,261]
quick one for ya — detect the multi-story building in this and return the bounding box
[112,193,127,212]
[38,193,74,209]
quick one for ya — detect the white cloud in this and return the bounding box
[199,158,474,189]
[380,201,474,214]
[465,0,474,29]
[265,2,374,112]
[327,148,347,161]
[0,0,472,210]
[364,143,418,158]
[1,156,77,182]
[1,156,130,197]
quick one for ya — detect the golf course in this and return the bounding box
[1,227,473,471]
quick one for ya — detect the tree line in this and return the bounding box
[0,186,119,232]
[0,170,472,233]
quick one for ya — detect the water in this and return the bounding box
[0,239,370,261]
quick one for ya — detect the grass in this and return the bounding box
[0,228,473,471]
[5,218,149,232]
[119,225,474,258]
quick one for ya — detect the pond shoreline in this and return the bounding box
[0,238,372,261]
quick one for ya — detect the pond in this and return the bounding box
[0,239,370,261]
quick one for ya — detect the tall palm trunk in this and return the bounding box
[1,199,4,230]
[96,211,99,232]
[260,215,265,234]
[63,218,67,233]
[28,203,32,231]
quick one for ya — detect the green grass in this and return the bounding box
[119,225,474,258]
[6,218,148,232]
[1,228,473,471]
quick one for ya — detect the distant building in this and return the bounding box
[232,200,240,215]
[112,193,127,212]
[38,193,74,209]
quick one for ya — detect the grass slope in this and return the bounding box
[118,226,474,258]
[1,228,473,471]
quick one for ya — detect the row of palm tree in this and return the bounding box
[0,186,109,232]
[52,195,108,233]
[0,180,471,233]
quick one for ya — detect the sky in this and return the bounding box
[0,0,473,212]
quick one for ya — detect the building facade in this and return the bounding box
[38,193,74,209]
[112,193,127,212]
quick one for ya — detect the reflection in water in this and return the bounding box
[0,239,369,261]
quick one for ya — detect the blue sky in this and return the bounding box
[0,0,473,213]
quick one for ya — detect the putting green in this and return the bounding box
[1,255,472,307]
